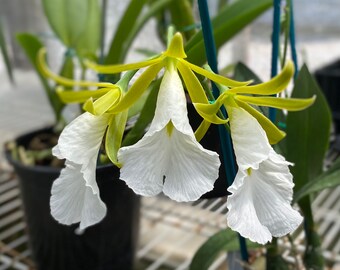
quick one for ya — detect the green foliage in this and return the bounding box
[285,64,331,269]
[189,229,258,270]
[42,0,101,57]
[122,79,161,146]
[286,64,332,192]
[105,0,173,65]
[185,0,272,65]
[294,157,340,202]
[16,33,64,122]
[233,62,262,84]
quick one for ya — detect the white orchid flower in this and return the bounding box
[118,67,221,202]
[51,112,110,229]
[226,107,303,244]
[87,32,248,202]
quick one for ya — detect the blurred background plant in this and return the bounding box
[0,18,14,83]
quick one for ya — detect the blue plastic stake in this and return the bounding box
[289,0,298,79]
[270,0,281,122]
[197,0,249,263]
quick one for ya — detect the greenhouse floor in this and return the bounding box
[1,70,340,269]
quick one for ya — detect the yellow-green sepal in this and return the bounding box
[194,99,228,125]
[177,61,209,103]
[163,32,187,59]
[107,62,163,114]
[105,111,128,167]
[195,120,211,142]
[229,61,294,95]
[38,48,113,88]
[56,86,110,103]
[83,88,121,115]
[180,59,251,87]
[235,95,316,111]
[236,99,286,144]
[85,55,164,74]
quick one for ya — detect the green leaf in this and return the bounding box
[233,62,262,84]
[104,0,147,65]
[105,0,172,65]
[122,79,161,146]
[76,0,101,58]
[185,0,272,65]
[16,33,62,122]
[286,64,332,192]
[189,229,259,270]
[59,54,74,80]
[294,158,340,202]
[285,65,330,270]
[42,0,98,49]
[0,19,14,83]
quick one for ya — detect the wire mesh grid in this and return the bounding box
[0,161,339,270]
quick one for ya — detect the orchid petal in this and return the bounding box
[228,107,271,170]
[85,56,164,74]
[108,62,163,114]
[105,111,128,167]
[177,61,209,104]
[38,48,113,88]
[228,61,294,95]
[194,102,228,124]
[118,68,220,201]
[236,95,316,111]
[56,87,110,104]
[227,151,302,244]
[52,112,109,167]
[118,126,219,202]
[236,100,286,144]
[180,59,251,87]
[227,170,272,244]
[164,32,187,59]
[162,128,219,201]
[50,161,106,230]
[83,88,121,115]
[195,120,211,142]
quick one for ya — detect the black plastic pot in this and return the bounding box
[315,59,340,133]
[6,128,140,270]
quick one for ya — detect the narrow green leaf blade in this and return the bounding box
[16,33,61,121]
[233,62,262,84]
[122,79,161,146]
[294,158,340,202]
[190,229,239,270]
[189,229,259,270]
[286,64,332,191]
[105,0,147,65]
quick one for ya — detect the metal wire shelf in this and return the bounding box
[0,163,339,270]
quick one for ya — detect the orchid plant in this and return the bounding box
[13,0,340,269]
[39,30,315,245]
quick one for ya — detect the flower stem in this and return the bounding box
[270,0,281,122]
